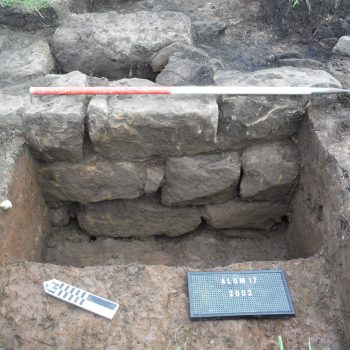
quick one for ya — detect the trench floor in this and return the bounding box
[0,257,339,349]
[43,223,291,268]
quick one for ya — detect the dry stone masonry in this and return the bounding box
[77,196,202,238]
[240,140,300,202]
[10,65,334,238]
[87,80,219,160]
[0,11,342,239]
[161,152,241,206]
[214,67,341,150]
[0,5,349,348]
[22,71,89,162]
[38,157,164,203]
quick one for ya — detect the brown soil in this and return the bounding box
[0,257,339,349]
[43,223,291,268]
[0,147,47,265]
[0,1,349,348]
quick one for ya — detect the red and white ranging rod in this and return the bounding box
[29,86,350,96]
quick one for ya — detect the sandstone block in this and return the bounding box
[161,152,241,206]
[156,58,214,86]
[77,197,202,237]
[38,157,164,203]
[150,42,222,73]
[49,207,70,227]
[0,38,54,88]
[333,36,350,57]
[22,71,89,162]
[52,11,192,79]
[87,79,219,160]
[201,200,289,230]
[215,67,341,150]
[240,140,300,202]
[192,19,227,40]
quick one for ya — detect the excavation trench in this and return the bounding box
[0,101,340,269]
[0,89,349,349]
[1,1,350,347]
[0,66,349,349]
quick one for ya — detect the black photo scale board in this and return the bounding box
[188,270,295,319]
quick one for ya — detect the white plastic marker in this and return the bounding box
[30,86,350,96]
[43,279,119,320]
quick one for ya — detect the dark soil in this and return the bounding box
[263,0,350,39]
[43,222,291,268]
[0,6,58,29]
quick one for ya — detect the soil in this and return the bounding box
[0,146,47,265]
[263,0,350,39]
[43,223,291,268]
[0,6,59,30]
[0,257,340,350]
[287,107,350,345]
[0,0,350,348]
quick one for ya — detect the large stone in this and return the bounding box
[38,157,164,203]
[87,79,219,160]
[215,67,341,150]
[150,42,222,73]
[328,57,350,89]
[192,19,227,41]
[201,200,289,230]
[0,38,54,88]
[77,197,202,237]
[22,71,89,162]
[161,152,241,206]
[49,206,70,227]
[240,140,300,202]
[0,94,28,133]
[277,58,324,70]
[156,58,214,86]
[52,11,192,79]
[333,36,350,57]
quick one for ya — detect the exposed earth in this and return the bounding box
[0,0,349,349]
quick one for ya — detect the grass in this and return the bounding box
[290,0,342,12]
[290,0,312,13]
[278,336,284,350]
[0,0,52,11]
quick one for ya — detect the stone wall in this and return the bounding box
[10,66,339,238]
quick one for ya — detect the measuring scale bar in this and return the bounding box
[43,279,119,320]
